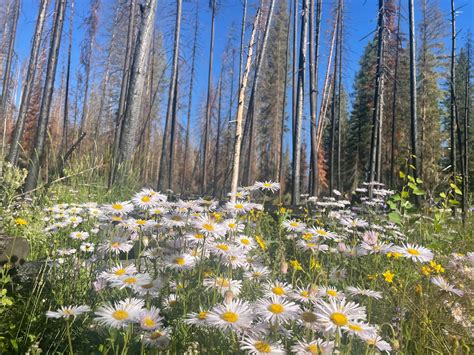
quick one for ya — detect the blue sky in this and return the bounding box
[13,0,474,149]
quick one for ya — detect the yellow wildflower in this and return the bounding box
[14,218,28,226]
[383,270,395,283]
[290,260,303,271]
[387,252,402,259]
[309,258,321,271]
[421,266,431,276]
[255,235,267,251]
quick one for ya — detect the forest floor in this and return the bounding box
[0,165,473,354]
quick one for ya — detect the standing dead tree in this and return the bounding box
[230,7,261,202]
[291,0,308,205]
[25,0,67,192]
[116,0,158,182]
[7,0,48,166]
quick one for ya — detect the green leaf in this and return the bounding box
[439,192,447,198]
[399,171,405,179]
[408,175,415,183]
[401,191,409,199]
[387,200,397,210]
[388,212,401,224]
[412,187,425,196]
[449,199,460,205]
[408,182,416,190]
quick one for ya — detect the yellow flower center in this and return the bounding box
[290,222,299,227]
[112,203,123,210]
[194,233,204,239]
[111,242,120,248]
[175,257,185,265]
[235,204,244,209]
[149,331,163,340]
[143,317,155,328]
[63,309,74,315]
[268,303,284,314]
[198,311,208,320]
[367,339,376,345]
[241,238,250,245]
[254,341,272,353]
[330,312,348,326]
[114,268,126,276]
[272,286,285,296]
[300,291,309,298]
[307,243,317,248]
[407,248,420,256]
[141,196,151,203]
[348,323,363,332]
[228,223,236,229]
[171,215,182,221]
[316,229,327,236]
[123,277,137,284]
[112,215,122,221]
[203,223,214,231]
[136,219,146,225]
[216,244,229,251]
[221,311,238,323]
[327,290,338,297]
[306,344,321,354]
[112,309,129,321]
[301,311,318,323]
[216,278,230,287]
[263,183,271,187]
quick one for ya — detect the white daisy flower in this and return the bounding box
[342,321,377,339]
[359,241,393,255]
[110,273,152,290]
[282,219,306,232]
[46,305,90,319]
[203,277,242,297]
[70,231,89,240]
[105,201,134,215]
[314,297,366,334]
[391,243,434,262]
[431,276,464,296]
[319,286,344,299]
[207,300,253,332]
[255,295,300,324]
[139,306,163,330]
[240,336,285,354]
[162,212,187,228]
[98,238,134,254]
[361,334,392,353]
[244,265,271,281]
[184,308,210,327]
[94,298,143,329]
[101,263,137,281]
[225,201,252,214]
[79,242,95,253]
[291,339,334,354]
[346,286,383,300]
[193,215,226,236]
[142,328,170,348]
[254,181,281,193]
[236,235,256,250]
[165,253,196,270]
[263,281,293,298]
[224,219,245,233]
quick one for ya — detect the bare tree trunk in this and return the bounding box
[245,0,275,185]
[201,0,217,194]
[277,0,292,192]
[238,0,248,89]
[389,0,401,188]
[7,0,48,165]
[329,0,341,195]
[0,0,20,157]
[61,0,74,155]
[463,41,470,201]
[309,0,322,196]
[181,5,199,194]
[408,0,418,181]
[291,0,298,136]
[158,0,182,191]
[24,0,67,192]
[336,0,343,191]
[449,0,456,176]
[230,8,261,202]
[117,0,158,174]
[291,0,308,205]
[214,73,223,194]
[368,0,385,189]
[109,0,136,187]
[168,70,180,191]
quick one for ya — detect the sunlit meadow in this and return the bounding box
[0,164,472,354]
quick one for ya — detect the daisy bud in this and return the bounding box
[142,236,149,248]
[280,260,288,274]
[337,242,347,253]
[224,290,234,304]
[391,339,400,350]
